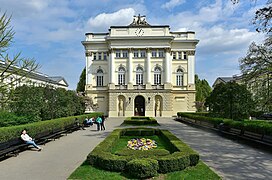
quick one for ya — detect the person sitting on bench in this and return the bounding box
[21,129,42,151]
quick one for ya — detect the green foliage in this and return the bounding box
[0,12,39,107]
[122,117,159,126]
[87,128,199,176]
[0,110,32,127]
[126,158,159,179]
[206,82,255,120]
[195,75,212,112]
[115,149,170,157]
[68,160,221,180]
[76,67,86,92]
[239,41,272,112]
[177,112,272,136]
[9,85,85,122]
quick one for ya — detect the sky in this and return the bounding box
[0,0,266,89]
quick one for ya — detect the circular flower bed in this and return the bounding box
[127,138,157,150]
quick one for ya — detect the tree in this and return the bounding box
[195,75,212,112]
[76,67,86,92]
[231,0,271,35]
[239,41,272,111]
[0,12,39,107]
[205,82,255,120]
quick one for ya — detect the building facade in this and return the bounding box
[82,15,199,117]
[0,61,69,89]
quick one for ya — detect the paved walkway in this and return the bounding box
[156,117,272,180]
[0,118,124,180]
[1,117,272,180]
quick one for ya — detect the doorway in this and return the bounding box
[134,96,145,116]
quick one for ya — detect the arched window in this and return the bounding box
[154,67,161,85]
[136,67,143,85]
[118,67,125,85]
[176,69,183,86]
[96,69,104,86]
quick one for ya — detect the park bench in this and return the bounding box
[65,122,81,133]
[0,138,29,160]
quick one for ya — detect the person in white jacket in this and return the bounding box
[21,129,42,151]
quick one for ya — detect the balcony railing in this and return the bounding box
[115,85,127,90]
[152,85,164,90]
[133,85,146,90]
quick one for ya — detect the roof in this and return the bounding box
[0,61,68,87]
[212,75,243,88]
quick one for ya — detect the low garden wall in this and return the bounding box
[122,117,159,125]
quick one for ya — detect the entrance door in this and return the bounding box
[134,96,145,116]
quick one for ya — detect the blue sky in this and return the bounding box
[0,0,266,89]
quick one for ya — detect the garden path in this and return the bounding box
[1,117,272,180]
[156,117,272,180]
[0,117,124,180]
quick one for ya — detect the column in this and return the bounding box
[128,49,133,84]
[164,48,172,84]
[109,49,115,85]
[146,48,151,84]
[86,51,93,87]
[187,51,195,85]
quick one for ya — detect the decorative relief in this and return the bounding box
[187,51,195,56]
[85,51,92,57]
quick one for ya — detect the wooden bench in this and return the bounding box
[0,138,29,160]
[243,131,264,141]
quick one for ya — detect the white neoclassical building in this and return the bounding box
[82,15,199,117]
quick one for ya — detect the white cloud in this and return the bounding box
[87,8,135,32]
[161,0,186,10]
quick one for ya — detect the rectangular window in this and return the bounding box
[134,50,139,58]
[98,52,102,60]
[140,50,146,58]
[136,74,143,85]
[103,52,107,60]
[93,53,97,60]
[151,50,157,57]
[116,50,121,58]
[122,50,128,58]
[158,50,164,57]
[178,52,182,59]
[154,74,161,85]
[118,74,125,85]
[176,75,183,86]
[97,76,103,86]
[183,52,187,60]
[173,52,176,59]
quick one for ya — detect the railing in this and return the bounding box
[115,85,127,90]
[152,85,164,89]
[134,85,146,90]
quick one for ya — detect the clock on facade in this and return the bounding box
[135,28,144,36]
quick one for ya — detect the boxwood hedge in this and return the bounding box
[87,128,199,176]
[0,112,103,143]
[122,117,159,126]
[177,112,272,136]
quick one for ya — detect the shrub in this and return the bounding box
[177,112,272,136]
[126,158,158,179]
[115,148,170,157]
[0,112,103,143]
[122,117,159,126]
[87,128,199,175]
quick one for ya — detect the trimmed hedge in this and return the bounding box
[126,158,158,179]
[122,117,159,126]
[0,112,103,143]
[115,148,170,157]
[87,128,199,177]
[177,112,272,136]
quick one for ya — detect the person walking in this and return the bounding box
[101,115,106,130]
[95,116,102,131]
[21,129,42,151]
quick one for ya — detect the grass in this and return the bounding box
[68,161,221,180]
[110,135,171,154]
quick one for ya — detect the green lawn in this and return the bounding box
[111,135,171,154]
[68,161,221,180]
